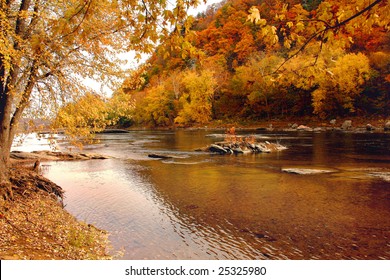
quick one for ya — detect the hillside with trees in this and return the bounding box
[113,0,389,127]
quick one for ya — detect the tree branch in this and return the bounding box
[15,0,32,36]
[26,0,41,39]
[9,61,38,141]
[274,29,322,73]
[60,0,94,40]
[272,0,383,74]
[330,0,383,30]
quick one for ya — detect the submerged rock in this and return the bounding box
[282,168,335,175]
[148,154,173,159]
[369,172,390,182]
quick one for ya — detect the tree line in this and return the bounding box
[111,0,389,127]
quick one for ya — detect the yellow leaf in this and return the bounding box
[337,10,345,22]
[259,18,267,26]
[284,39,291,49]
[247,7,261,24]
[295,22,305,32]
[272,35,279,44]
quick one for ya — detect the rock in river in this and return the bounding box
[209,144,229,155]
[200,139,287,155]
[341,120,352,130]
[148,154,173,159]
[384,121,390,131]
[297,125,313,132]
[282,168,335,175]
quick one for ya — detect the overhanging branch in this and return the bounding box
[272,0,384,74]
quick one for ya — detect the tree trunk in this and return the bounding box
[0,59,16,184]
[0,0,35,184]
[0,92,13,184]
[0,146,10,185]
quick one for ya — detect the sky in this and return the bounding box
[188,0,223,16]
[84,0,223,97]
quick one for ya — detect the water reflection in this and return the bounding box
[44,130,390,259]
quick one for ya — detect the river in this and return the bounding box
[42,130,390,260]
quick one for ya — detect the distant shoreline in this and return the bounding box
[123,116,390,133]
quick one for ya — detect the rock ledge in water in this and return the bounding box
[282,168,335,175]
[10,150,111,161]
[201,141,287,155]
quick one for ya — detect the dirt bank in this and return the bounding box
[0,160,111,260]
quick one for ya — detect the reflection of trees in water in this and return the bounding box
[46,130,390,259]
[141,131,390,259]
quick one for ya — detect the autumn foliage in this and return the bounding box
[0,0,203,183]
[118,0,389,127]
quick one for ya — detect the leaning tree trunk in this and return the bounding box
[0,55,19,185]
[0,87,27,185]
[0,0,31,185]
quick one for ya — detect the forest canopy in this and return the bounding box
[111,0,389,127]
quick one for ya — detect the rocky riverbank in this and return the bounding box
[165,117,390,133]
[280,119,390,133]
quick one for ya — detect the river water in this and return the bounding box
[42,130,390,260]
